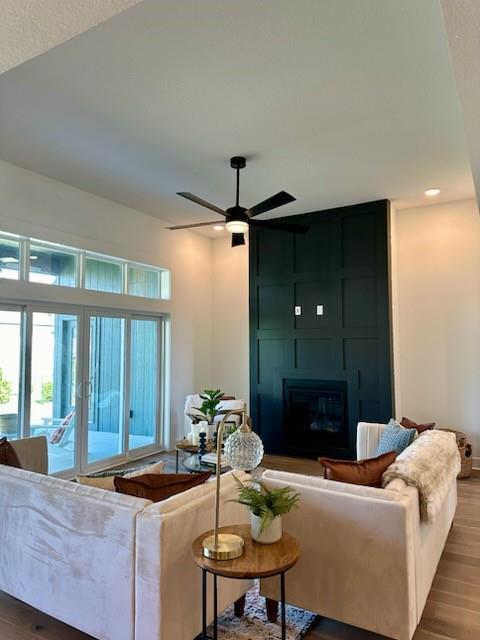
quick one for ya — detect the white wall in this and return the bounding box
[0,159,214,446]
[211,237,250,404]
[393,198,480,466]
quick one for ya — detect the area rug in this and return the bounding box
[196,582,318,640]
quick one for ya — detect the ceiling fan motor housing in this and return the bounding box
[226,205,249,223]
[230,156,246,170]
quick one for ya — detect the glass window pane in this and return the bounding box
[88,316,125,464]
[0,310,22,440]
[29,244,77,287]
[0,237,20,281]
[129,319,158,450]
[127,266,160,299]
[30,312,78,474]
[85,257,122,293]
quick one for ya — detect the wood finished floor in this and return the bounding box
[0,454,478,640]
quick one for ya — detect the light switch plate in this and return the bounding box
[295,306,302,316]
[316,305,324,316]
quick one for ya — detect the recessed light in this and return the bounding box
[213,225,224,231]
[424,188,440,197]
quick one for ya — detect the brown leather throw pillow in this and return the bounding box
[400,417,435,434]
[114,471,211,502]
[0,437,22,469]
[319,451,397,488]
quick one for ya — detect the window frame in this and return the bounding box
[0,231,170,301]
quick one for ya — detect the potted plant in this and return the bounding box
[231,475,300,544]
[189,389,224,425]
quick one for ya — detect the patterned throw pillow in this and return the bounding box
[375,419,416,456]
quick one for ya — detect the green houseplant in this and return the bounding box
[231,475,300,544]
[199,389,223,423]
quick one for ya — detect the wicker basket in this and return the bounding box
[438,428,472,479]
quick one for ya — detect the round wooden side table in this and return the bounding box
[192,524,300,640]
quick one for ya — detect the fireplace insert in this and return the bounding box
[283,378,349,452]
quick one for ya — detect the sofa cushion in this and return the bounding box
[0,437,22,468]
[77,460,165,491]
[114,471,211,502]
[319,451,397,487]
[400,416,436,434]
[375,419,416,455]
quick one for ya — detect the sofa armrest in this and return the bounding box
[356,421,388,460]
[135,471,252,640]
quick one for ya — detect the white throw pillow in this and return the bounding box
[77,460,165,491]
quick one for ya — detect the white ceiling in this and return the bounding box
[0,0,142,74]
[0,0,475,235]
[440,0,480,208]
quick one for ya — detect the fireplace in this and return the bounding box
[267,369,359,459]
[283,379,349,450]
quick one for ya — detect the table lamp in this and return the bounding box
[202,404,264,560]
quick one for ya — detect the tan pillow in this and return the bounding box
[77,460,165,491]
[400,417,435,434]
[114,471,211,502]
[0,437,22,469]
[319,451,397,488]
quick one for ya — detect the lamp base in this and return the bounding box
[202,533,244,560]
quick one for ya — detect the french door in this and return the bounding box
[0,302,164,476]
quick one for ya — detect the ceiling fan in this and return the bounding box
[168,156,309,247]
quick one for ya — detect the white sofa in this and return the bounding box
[260,422,458,640]
[0,438,250,640]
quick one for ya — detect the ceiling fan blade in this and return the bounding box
[247,191,296,217]
[231,233,245,248]
[177,192,226,215]
[166,221,224,230]
[249,219,309,234]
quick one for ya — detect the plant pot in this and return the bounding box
[251,514,282,544]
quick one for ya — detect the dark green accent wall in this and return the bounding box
[249,199,393,459]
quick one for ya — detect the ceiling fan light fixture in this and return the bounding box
[226,220,249,234]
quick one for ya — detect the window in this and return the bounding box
[0,303,164,476]
[85,257,122,294]
[0,235,21,281]
[0,230,169,300]
[0,309,22,440]
[29,244,77,287]
[128,265,161,298]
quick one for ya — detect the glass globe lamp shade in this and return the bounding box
[224,428,264,471]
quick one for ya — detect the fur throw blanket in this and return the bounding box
[382,430,460,523]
